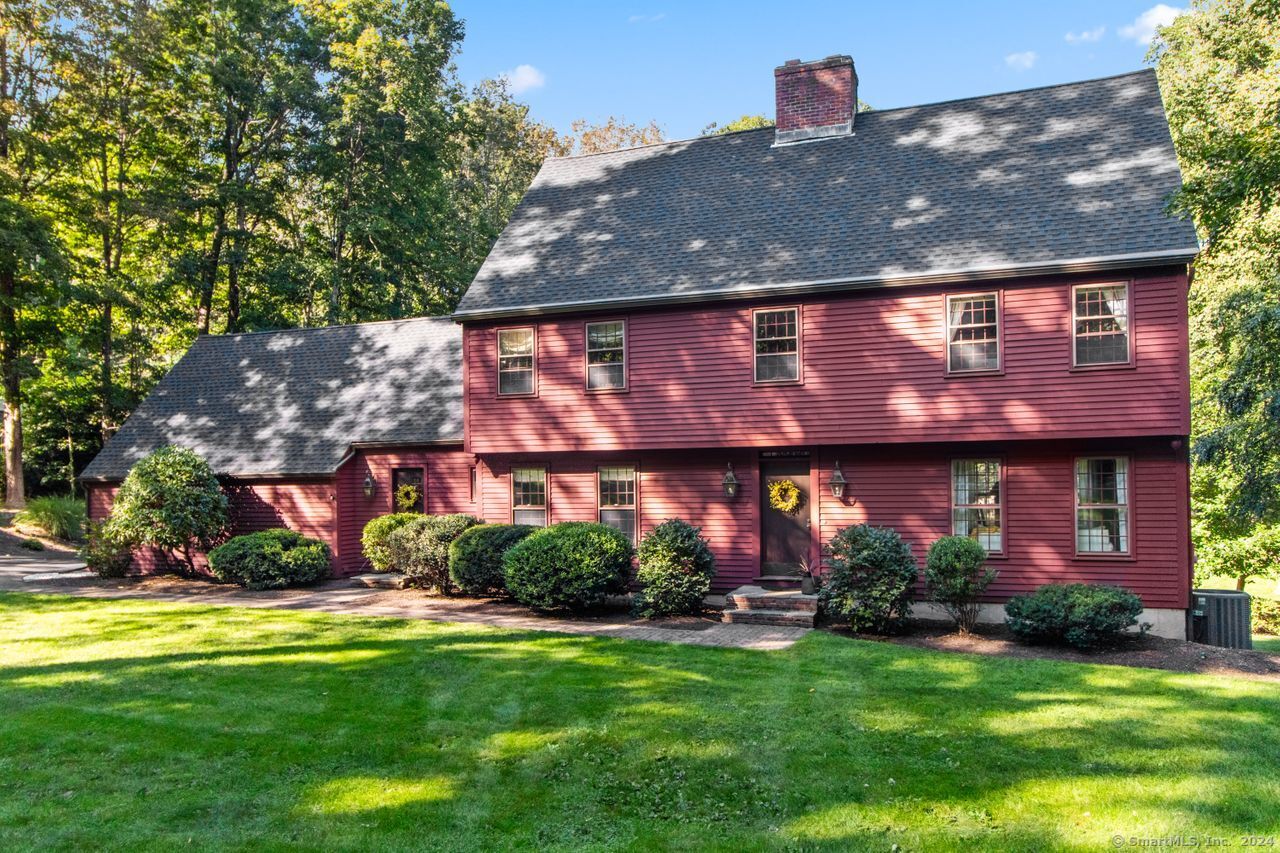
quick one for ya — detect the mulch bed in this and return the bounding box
[831,620,1280,682]
[0,512,81,559]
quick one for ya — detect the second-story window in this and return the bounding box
[511,466,547,527]
[586,321,626,390]
[946,292,1000,373]
[754,307,799,382]
[498,328,535,396]
[1073,284,1130,366]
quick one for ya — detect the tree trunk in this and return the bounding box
[1237,575,1247,591]
[0,268,24,509]
[225,199,247,333]
[197,202,225,335]
[100,301,113,439]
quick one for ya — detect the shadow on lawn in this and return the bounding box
[2,595,1278,849]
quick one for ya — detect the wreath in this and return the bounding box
[768,479,804,515]
[394,483,422,512]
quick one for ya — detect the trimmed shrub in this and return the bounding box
[1252,598,1280,635]
[385,514,482,591]
[81,520,133,578]
[819,523,918,633]
[208,529,332,590]
[449,523,536,595]
[633,519,716,617]
[20,537,44,551]
[361,513,422,572]
[924,535,998,634]
[16,495,86,541]
[503,522,633,611]
[104,446,228,571]
[1004,583,1146,650]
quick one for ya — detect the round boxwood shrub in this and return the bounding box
[361,512,422,572]
[503,522,633,611]
[105,445,228,571]
[819,523,918,633]
[385,514,482,591]
[1004,583,1146,650]
[633,518,716,617]
[81,520,133,578]
[924,535,998,634]
[207,528,332,590]
[449,523,536,595]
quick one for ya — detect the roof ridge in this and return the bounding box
[201,314,455,343]
[545,68,1155,164]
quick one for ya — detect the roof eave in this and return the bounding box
[452,248,1199,322]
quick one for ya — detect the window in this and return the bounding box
[511,467,547,527]
[946,292,1000,373]
[754,308,799,382]
[392,467,424,513]
[598,465,637,542]
[1075,457,1130,554]
[469,466,477,504]
[586,321,626,390]
[498,328,535,395]
[951,459,1002,553]
[1073,284,1130,366]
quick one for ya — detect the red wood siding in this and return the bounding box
[473,438,1189,606]
[464,268,1190,455]
[333,446,476,573]
[86,478,337,575]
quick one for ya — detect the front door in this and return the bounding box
[760,459,810,576]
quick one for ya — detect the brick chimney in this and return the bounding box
[774,55,857,145]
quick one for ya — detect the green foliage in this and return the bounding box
[360,513,422,572]
[701,114,774,135]
[924,535,997,634]
[80,519,133,578]
[1004,583,1146,651]
[207,529,332,590]
[503,522,633,611]
[394,484,422,513]
[1195,526,1280,590]
[19,537,45,551]
[15,495,86,541]
[448,523,535,595]
[103,446,227,569]
[384,514,481,591]
[819,524,918,633]
[1253,598,1280,635]
[1156,0,1280,530]
[632,519,716,618]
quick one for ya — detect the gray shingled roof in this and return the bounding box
[455,70,1198,319]
[82,316,461,481]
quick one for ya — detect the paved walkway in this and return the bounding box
[6,571,810,651]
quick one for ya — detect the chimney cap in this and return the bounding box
[774,54,855,76]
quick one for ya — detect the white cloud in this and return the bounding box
[627,13,666,24]
[1119,4,1183,45]
[1004,51,1038,71]
[501,64,545,95]
[1065,25,1106,44]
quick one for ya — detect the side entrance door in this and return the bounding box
[760,458,810,577]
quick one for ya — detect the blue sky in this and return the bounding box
[449,1,1184,139]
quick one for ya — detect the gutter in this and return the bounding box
[451,248,1199,322]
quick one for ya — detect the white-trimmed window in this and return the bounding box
[754,308,799,382]
[1073,284,1130,366]
[1075,457,1130,554]
[946,292,1000,373]
[498,328,535,395]
[586,321,626,390]
[512,467,547,527]
[951,459,1003,553]
[598,465,637,542]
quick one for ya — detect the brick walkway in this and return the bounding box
[7,573,811,651]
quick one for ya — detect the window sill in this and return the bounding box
[497,392,539,400]
[584,386,629,395]
[1072,552,1137,562]
[1069,362,1136,373]
[753,378,804,388]
[944,368,1005,379]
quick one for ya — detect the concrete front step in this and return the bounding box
[722,607,816,628]
[726,584,818,613]
[350,572,408,590]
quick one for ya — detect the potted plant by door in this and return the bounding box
[798,557,818,595]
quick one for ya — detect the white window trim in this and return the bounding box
[945,291,1002,374]
[497,327,537,397]
[511,465,548,526]
[950,457,1005,555]
[1071,283,1132,368]
[597,464,638,541]
[585,320,627,391]
[1073,455,1133,556]
[752,306,802,384]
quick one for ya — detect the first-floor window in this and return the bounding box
[1075,457,1129,554]
[512,467,547,527]
[392,467,424,513]
[951,459,1002,553]
[598,465,637,542]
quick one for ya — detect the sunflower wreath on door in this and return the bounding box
[768,479,804,514]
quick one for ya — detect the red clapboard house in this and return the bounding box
[84,56,1199,637]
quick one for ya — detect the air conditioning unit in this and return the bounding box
[1191,589,1252,649]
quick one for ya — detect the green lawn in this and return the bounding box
[2,594,1278,851]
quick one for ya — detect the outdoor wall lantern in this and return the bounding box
[722,463,739,498]
[362,472,376,499]
[828,461,847,499]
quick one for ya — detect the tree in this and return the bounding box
[701,114,773,135]
[1155,0,1280,534]
[557,117,663,156]
[1194,525,1280,591]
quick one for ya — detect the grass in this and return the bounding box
[13,495,86,541]
[1253,635,1280,652]
[1,594,1278,851]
